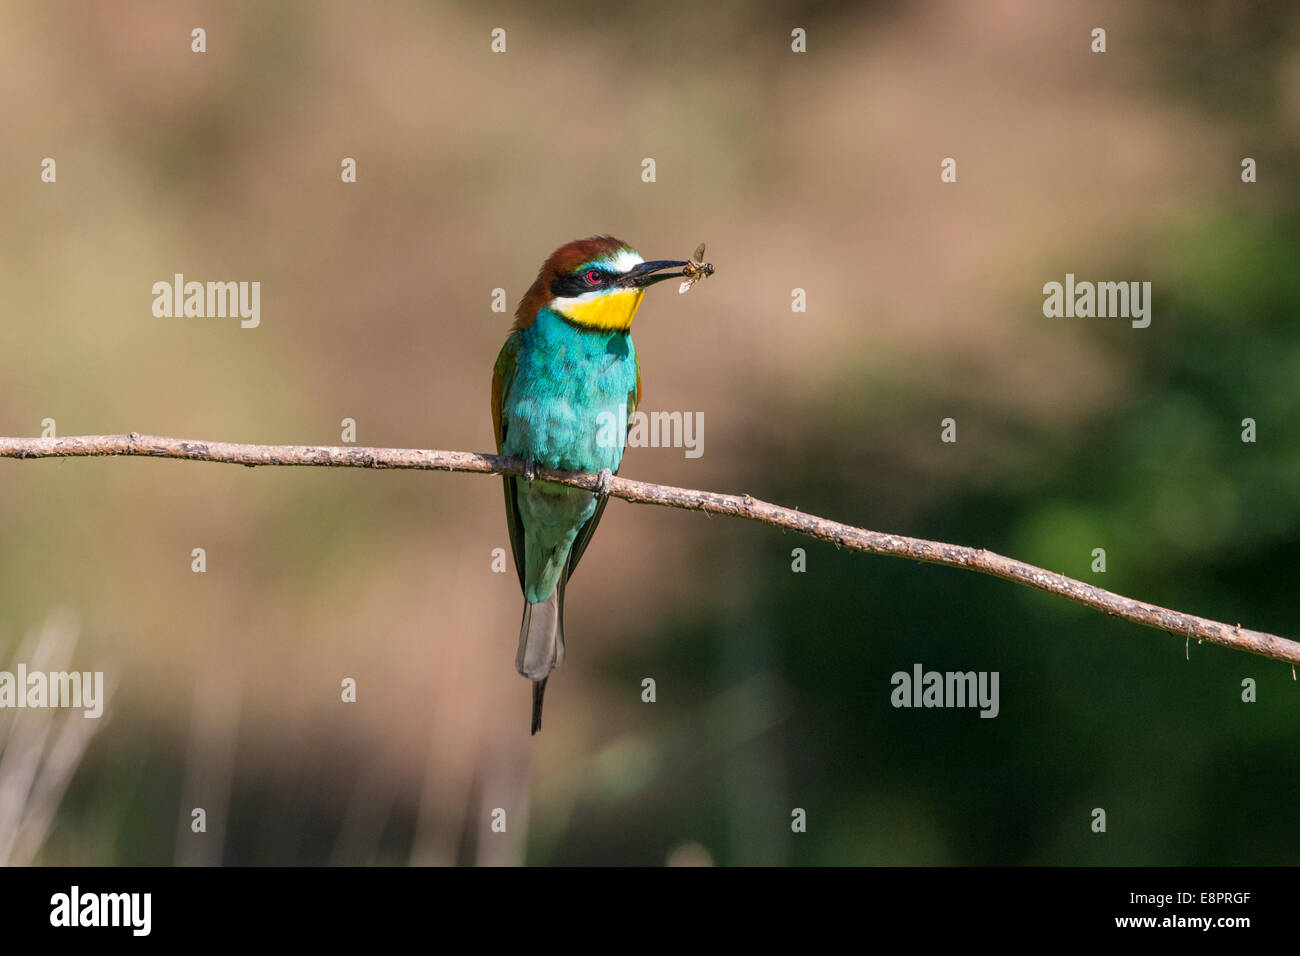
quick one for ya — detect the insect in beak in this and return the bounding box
[618,243,715,291]
[678,242,714,295]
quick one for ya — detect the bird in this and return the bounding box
[491,236,698,735]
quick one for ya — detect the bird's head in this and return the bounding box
[514,235,693,332]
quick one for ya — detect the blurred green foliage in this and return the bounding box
[595,213,1300,865]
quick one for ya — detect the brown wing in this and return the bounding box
[493,333,527,591]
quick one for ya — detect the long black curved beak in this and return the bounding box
[619,259,692,289]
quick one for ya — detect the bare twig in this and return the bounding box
[3,432,1297,666]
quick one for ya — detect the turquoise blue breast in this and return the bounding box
[501,308,637,473]
[501,307,637,602]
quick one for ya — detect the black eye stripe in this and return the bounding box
[550,269,608,298]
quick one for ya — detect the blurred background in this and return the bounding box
[1,0,1298,865]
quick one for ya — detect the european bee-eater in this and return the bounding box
[492,236,699,734]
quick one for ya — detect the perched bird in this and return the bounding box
[492,236,698,734]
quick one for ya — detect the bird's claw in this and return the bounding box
[595,467,613,496]
[524,460,537,485]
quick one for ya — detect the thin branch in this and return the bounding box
[3,432,1297,667]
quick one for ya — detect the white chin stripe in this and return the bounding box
[551,288,605,310]
[551,285,639,311]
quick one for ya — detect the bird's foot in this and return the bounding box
[524,459,537,486]
[595,467,613,496]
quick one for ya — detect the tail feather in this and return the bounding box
[515,590,565,677]
[531,679,547,735]
[516,585,565,734]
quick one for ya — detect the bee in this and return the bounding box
[679,242,715,295]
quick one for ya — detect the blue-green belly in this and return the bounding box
[501,309,636,602]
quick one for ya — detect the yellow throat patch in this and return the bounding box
[552,288,646,331]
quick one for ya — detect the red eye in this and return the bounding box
[585,269,601,285]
